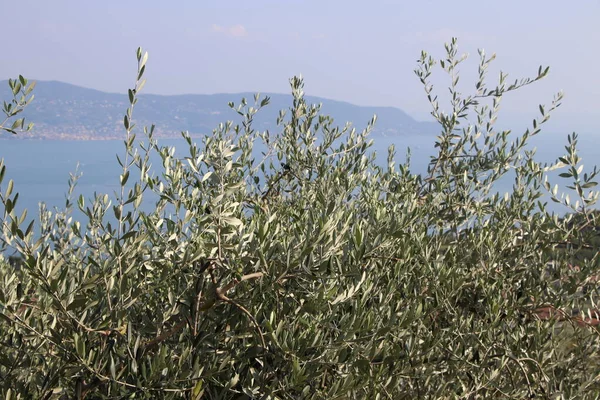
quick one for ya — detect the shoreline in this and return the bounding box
[0,134,207,141]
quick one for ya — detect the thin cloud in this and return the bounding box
[211,24,248,38]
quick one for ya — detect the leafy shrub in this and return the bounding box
[1,40,600,399]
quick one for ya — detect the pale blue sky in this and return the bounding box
[1,0,599,132]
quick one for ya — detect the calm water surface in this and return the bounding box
[0,132,598,223]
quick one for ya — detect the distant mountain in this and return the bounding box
[0,80,439,140]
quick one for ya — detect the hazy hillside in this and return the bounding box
[0,80,438,140]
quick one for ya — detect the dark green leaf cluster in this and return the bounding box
[1,41,600,399]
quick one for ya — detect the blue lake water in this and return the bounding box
[0,131,598,223]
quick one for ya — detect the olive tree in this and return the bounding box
[0,76,35,136]
[1,40,599,399]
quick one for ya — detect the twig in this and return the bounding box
[212,270,267,350]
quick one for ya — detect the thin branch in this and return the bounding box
[212,270,266,350]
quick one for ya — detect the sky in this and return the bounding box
[1,0,599,133]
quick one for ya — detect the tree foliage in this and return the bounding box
[0,75,35,136]
[1,40,600,399]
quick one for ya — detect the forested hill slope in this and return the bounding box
[0,80,438,139]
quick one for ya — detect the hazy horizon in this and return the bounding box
[1,1,599,133]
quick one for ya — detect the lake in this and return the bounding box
[0,131,598,223]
